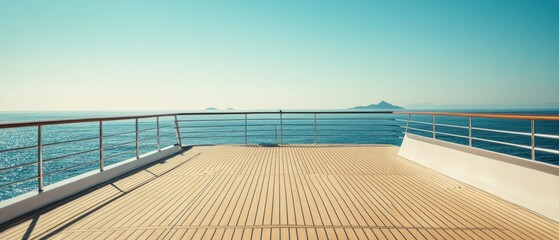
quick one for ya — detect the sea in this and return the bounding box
[1,109,558,201]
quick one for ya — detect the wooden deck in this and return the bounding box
[1,145,558,239]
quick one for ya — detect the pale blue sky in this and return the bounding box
[1,0,558,110]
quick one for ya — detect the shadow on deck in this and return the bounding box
[1,145,558,239]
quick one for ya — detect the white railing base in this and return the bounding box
[399,134,559,222]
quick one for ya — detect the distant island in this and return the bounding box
[204,107,236,111]
[351,101,403,110]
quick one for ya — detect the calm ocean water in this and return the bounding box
[0,110,558,201]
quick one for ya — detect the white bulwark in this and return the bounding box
[399,133,559,222]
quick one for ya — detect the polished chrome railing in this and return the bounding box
[398,112,559,162]
[175,111,400,145]
[0,111,401,200]
[1,110,558,201]
[0,114,181,194]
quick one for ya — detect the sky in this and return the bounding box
[0,0,558,111]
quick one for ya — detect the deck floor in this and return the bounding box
[1,145,558,239]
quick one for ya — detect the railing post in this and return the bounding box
[432,115,436,139]
[99,121,104,171]
[38,125,43,192]
[405,113,411,134]
[174,115,182,147]
[468,117,472,147]
[279,110,284,145]
[314,113,317,144]
[531,119,535,160]
[135,118,139,159]
[244,113,248,145]
[156,117,161,151]
[274,125,278,144]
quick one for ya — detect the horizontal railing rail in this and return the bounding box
[397,112,559,162]
[0,114,178,129]
[175,111,401,146]
[0,114,182,200]
[1,110,558,203]
[396,111,559,121]
[0,111,402,201]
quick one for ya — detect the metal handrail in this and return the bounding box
[406,126,433,134]
[42,136,100,147]
[292,133,401,137]
[0,114,178,129]
[181,133,402,139]
[471,127,532,137]
[535,147,559,155]
[176,112,403,147]
[43,159,101,177]
[313,128,402,132]
[404,119,432,126]
[103,140,137,150]
[402,112,559,161]
[183,135,244,139]
[0,145,38,153]
[0,114,181,199]
[281,123,401,127]
[434,123,469,130]
[158,132,178,137]
[434,131,470,139]
[137,126,159,132]
[103,130,137,138]
[397,111,559,121]
[177,111,393,115]
[535,133,559,140]
[178,124,259,128]
[178,119,245,122]
[43,148,101,162]
[2,110,553,129]
[471,136,532,149]
[315,117,397,121]
[182,129,272,134]
[2,110,558,202]
[0,176,39,189]
[0,161,37,174]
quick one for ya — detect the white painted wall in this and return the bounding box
[398,134,559,222]
[0,145,182,226]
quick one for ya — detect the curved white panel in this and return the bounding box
[399,134,559,222]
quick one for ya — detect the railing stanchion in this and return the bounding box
[432,115,436,139]
[245,114,248,145]
[468,117,472,147]
[274,125,278,144]
[174,115,182,147]
[156,117,161,151]
[280,110,284,145]
[38,125,44,192]
[100,121,104,171]
[314,113,317,144]
[135,118,139,159]
[531,119,535,160]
